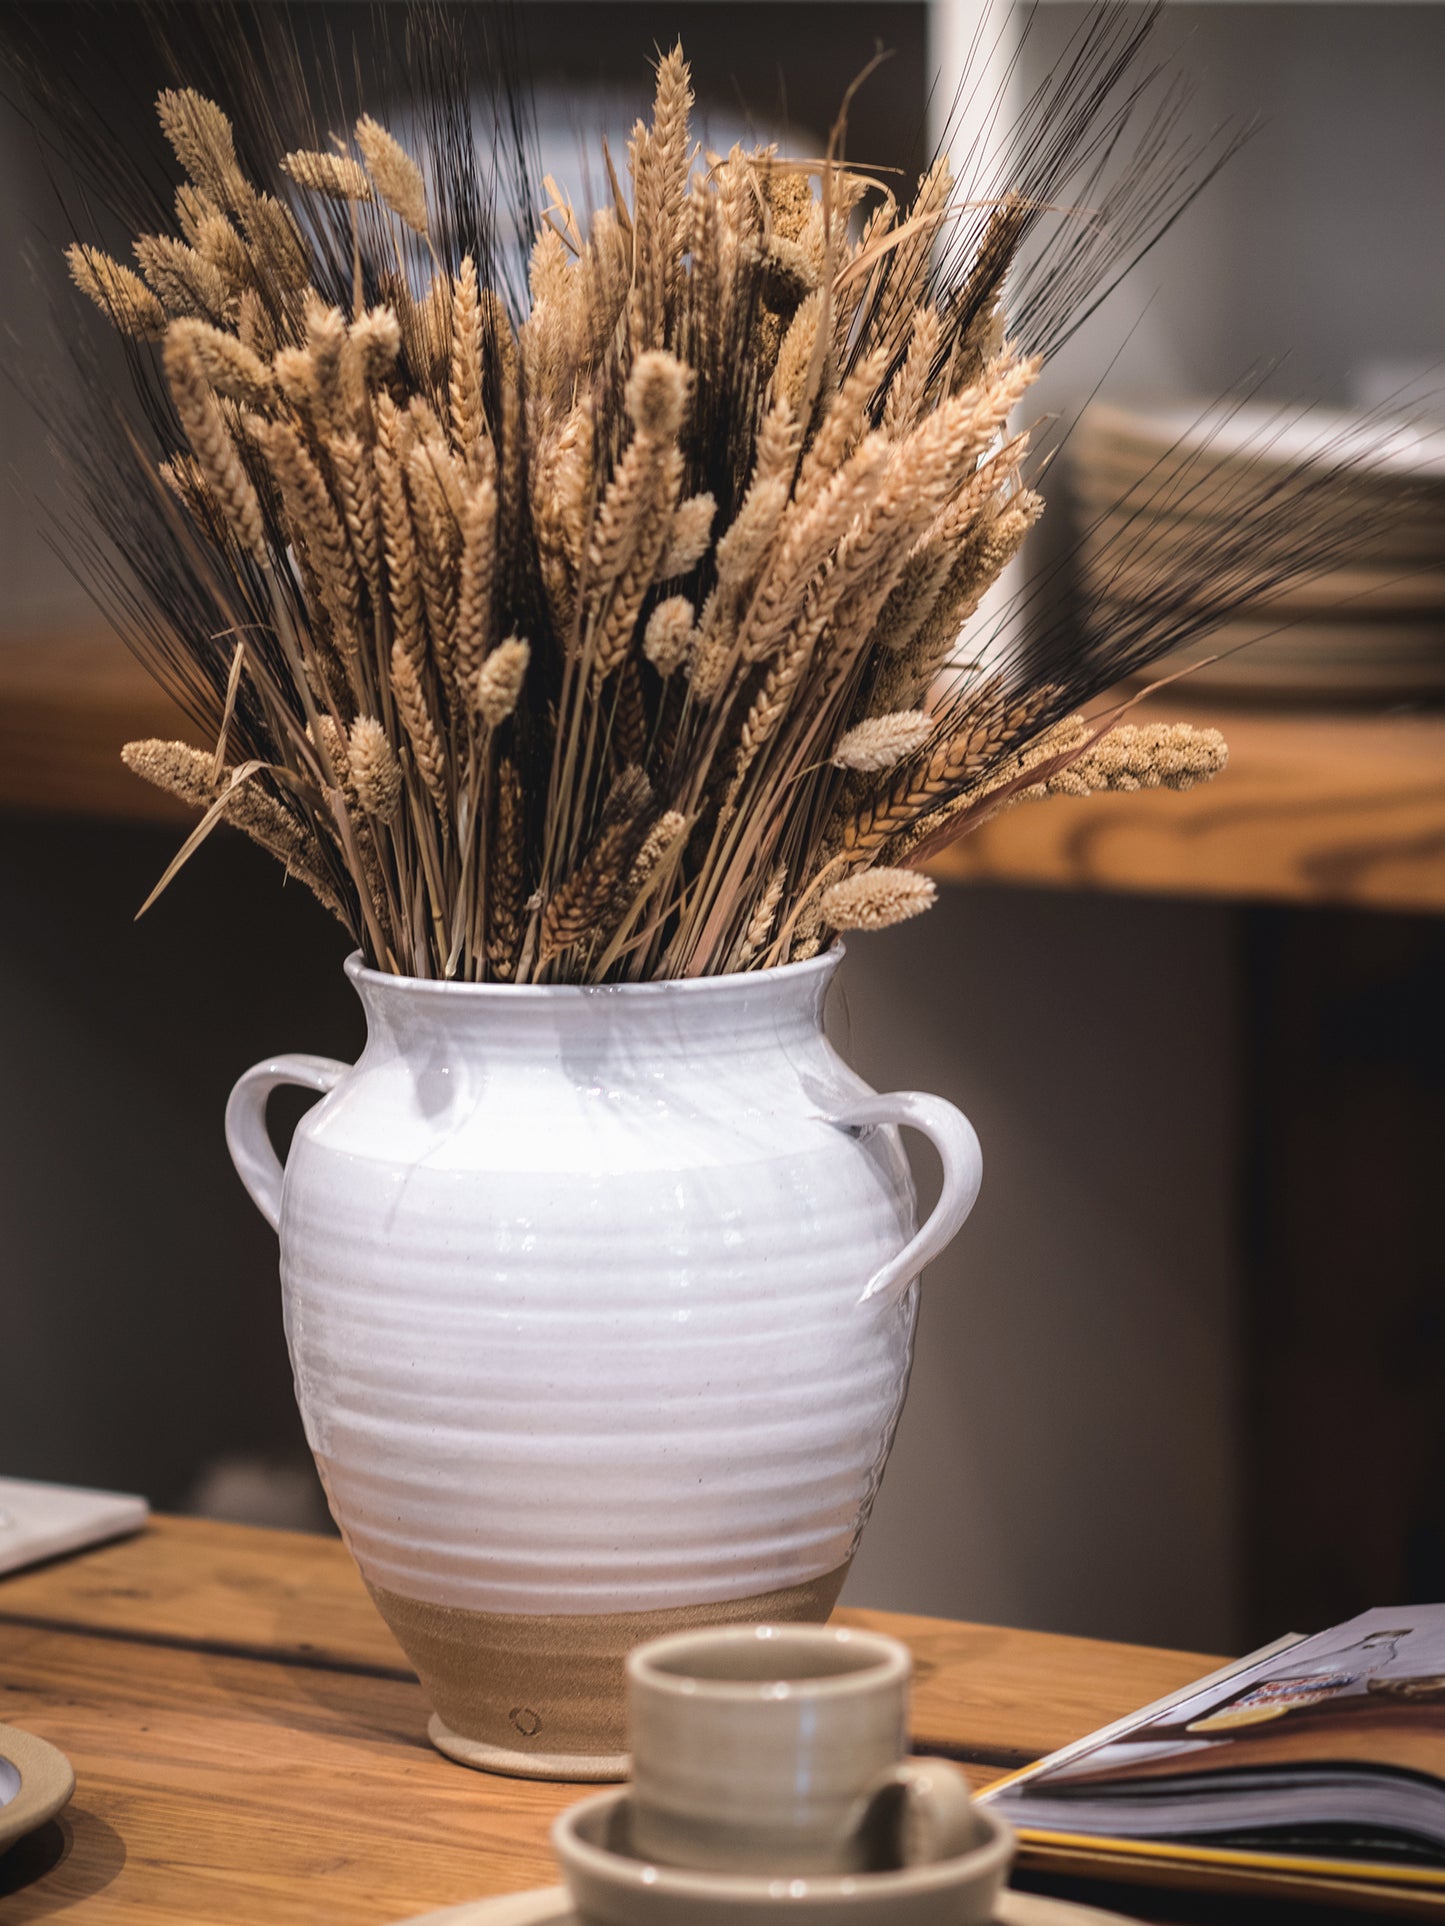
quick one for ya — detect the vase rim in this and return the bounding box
[342,943,844,1000]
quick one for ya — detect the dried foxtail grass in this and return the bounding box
[820,868,937,932]
[42,10,1392,982]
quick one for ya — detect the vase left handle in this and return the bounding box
[225,1054,347,1233]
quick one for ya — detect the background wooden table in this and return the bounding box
[5,1516,1426,1924]
[0,1515,1224,1923]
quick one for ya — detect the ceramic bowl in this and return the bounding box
[0,1725,75,1855]
[552,1788,1014,1926]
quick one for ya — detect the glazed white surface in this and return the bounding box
[227,950,980,1616]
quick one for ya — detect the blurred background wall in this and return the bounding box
[3,1,1442,1661]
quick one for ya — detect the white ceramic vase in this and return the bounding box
[225,946,981,1779]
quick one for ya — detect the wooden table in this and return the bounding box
[0,1517,1404,1923]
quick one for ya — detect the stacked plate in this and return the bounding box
[1067,399,1445,700]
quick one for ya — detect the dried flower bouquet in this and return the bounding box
[49,12,1352,982]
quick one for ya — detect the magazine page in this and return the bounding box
[999,1607,1445,1800]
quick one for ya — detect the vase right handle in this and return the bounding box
[827,1091,983,1310]
[225,1054,347,1233]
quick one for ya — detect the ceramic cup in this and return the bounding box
[625,1625,979,1876]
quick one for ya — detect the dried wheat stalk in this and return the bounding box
[47,20,1323,986]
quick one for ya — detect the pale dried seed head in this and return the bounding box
[487,758,527,979]
[355,115,429,234]
[158,453,208,512]
[711,475,789,605]
[374,428,427,662]
[950,489,1043,622]
[832,710,935,773]
[736,862,788,969]
[624,809,688,908]
[348,716,403,821]
[659,492,715,578]
[66,244,166,339]
[528,224,572,309]
[796,344,890,502]
[344,306,401,420]
[686,624,734,703]
[175,183,218,246]
[237,288,276,361]
[282,151,374,202]
[390,638,448,818]
[769,290,823,416]
[1041,724,1228,797]
[240,194,309,292]
[168,317,272,403]
[134,234,229,321]
[585,424,668,601]
[305,296,350,432]
[328,430,382,601]
[273,346,320,418]
[351,305,403,380]
[759,234,818,307]
[403,391,439,439]
[123,739,344,921]
[883,306,941,440]
[121,737,215,809]
[156,90,242,204]
[308,715,351,787]
[753,398,801,486]
[450,256,485,463]
[194,214,252,292]
[553,403,595,571]
[250,412,361,640]
[820,867,937,931]
[538,772,653,964]
[407,443,460,674]
[455,478,498,694]
[163,325,266,559]
[765,169,814,241]
[625,350,688,440]
[577,207,631,361]
[475,635,530,729]
[643,596,696,675]
[626,46,694,358]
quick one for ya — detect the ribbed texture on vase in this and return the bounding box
[286,1148,916,1613]
[277,952,924,1621]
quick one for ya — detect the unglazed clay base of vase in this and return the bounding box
[426,1717,629,1783]
[372,1565,851,1779]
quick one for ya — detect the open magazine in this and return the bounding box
[981,1606,1445,1906]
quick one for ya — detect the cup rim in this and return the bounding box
[552,1786,1015,1902]
[627,1624,911,1703]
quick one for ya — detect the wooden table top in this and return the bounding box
[0,1516,1376,1923]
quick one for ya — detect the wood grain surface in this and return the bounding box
[0,1517,1217,1771]
[4,1519,1437,1922]
[0,1518,1220,1923]
[2,1525,1441,1918]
